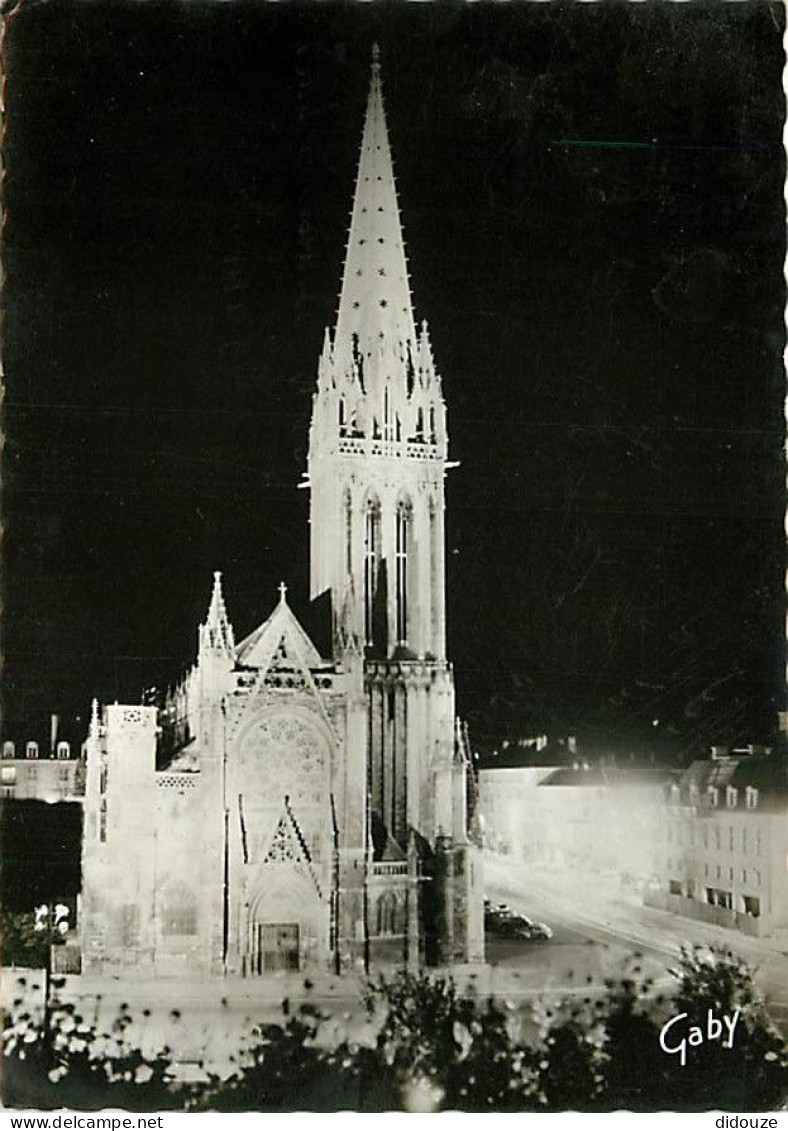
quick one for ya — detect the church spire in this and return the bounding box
[335,44,416,359]
[307,47,449,663]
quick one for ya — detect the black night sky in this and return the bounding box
[3,1,785,759]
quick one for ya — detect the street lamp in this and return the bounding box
[33,902,70,1061]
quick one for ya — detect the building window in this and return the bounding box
[714,827,721,851]
[122,905,138,947]
[755,870,761,887]
[161,885,197,936]
[742,828,747,854]
[1,766,15,784]
[57,741,70,760]
[99,798,107,843]
[741,869,747,885]
[395,501,411,646]
[707,786,718,808]
[25,742,39,760]
[701,826,708,849]
[689,784,699,806]
[2,741,14,760]
[726,786,738,809]
[743,894,760,918]
[338,397,347,436]
[756,829,762,856]
[429,498,440,647]
[376,892,397,936]
[344,490,353,578]
[363,499,381,646]
[383,387,392,441]
[668,879,682,896]
[745,787,759,810]
[729,826,734,851]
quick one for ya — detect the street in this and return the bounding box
[484,852,788,1035]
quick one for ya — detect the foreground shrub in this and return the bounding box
[3,980,185,1111]
[359,971,539,1110]
[3,946,786,1111]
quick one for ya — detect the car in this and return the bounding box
[493,914,554,941]
[528,923,553,940]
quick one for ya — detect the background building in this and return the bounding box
[647,745,788,937]
[478,737,671,886]
[0,736,84,803]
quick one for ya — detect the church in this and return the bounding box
[80,47,485,977]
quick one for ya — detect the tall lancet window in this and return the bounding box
[429,498,439,648]
[344,489,353,578]
[383,387,392,441]
[396,500,411,646]
[364,499,381,645]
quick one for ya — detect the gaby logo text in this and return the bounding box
[659,1008,741,1067]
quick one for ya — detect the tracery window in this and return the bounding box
[239,715,326,805]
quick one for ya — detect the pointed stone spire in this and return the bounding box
[335,44,416,362]
[199,570,235,656]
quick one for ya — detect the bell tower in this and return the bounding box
[307,44,448,665]
[305,46,483,964]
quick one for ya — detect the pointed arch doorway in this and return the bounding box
[242,867,324,976]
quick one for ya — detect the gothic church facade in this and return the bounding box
[81,48,484,977]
